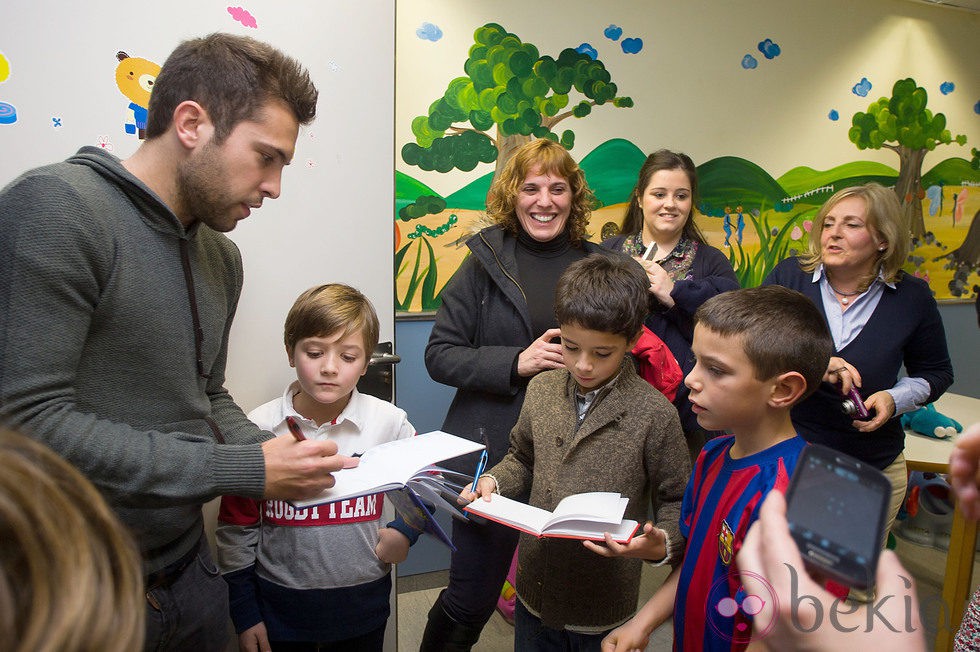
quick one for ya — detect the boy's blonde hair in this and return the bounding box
[0,429,144,652]
[284,284,379,358]
[695,286,832,401]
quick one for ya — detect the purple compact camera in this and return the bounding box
[840,386,870,420]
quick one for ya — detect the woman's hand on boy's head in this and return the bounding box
[517,328,564,377]
[583,522,666,560]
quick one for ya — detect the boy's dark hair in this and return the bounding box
[146,33,318,142]
[554,254,649,340]
[695,286,832,401]
[284,284,379,357]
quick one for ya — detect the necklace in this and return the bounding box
[827,280,861,305]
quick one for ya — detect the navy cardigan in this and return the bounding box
[764,258,953,469]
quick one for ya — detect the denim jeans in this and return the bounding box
[514,600,609,652]
[144,536,230,652]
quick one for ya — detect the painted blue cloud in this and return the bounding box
[940,81,955,95]
[576,43,597,60]
[416,22,443,42]
[852,77,872,97]
[828,110,839,121]
[758,38,781,59]
[604,25,623,41]
[741,54,758,70]
[621,38,643,54]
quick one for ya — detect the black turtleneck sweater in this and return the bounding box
[514,229,586,338]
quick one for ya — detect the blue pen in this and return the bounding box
[471,448,488,492]
[471,427,489,492]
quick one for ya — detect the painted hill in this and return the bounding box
[579,138,648,208]
[923,157,980,188]
[395,171,443,214]
[444,171,493,210]
[441,138,648,210]
[778,162,898,196]
[395,144,977,221]
[696,157,787,217]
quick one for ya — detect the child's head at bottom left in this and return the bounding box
[283,283,379,422]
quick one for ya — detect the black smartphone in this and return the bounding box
[784,444,891,591]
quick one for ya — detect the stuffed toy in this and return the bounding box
[901,402,962,440]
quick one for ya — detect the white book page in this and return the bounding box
[544,518,640,541]
[465,494,552,534]
[293,431,484,508]
[545,492,628,529]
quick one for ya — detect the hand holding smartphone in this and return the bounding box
[784,444,890,591]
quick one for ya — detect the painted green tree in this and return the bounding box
[401,22,634,185]
[848,78,967,239]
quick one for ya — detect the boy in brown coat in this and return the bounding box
[467,254,690,649]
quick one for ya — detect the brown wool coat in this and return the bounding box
[489,356,690,630]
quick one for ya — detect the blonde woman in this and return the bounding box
[763,183,953,531]
[0,429,144,652]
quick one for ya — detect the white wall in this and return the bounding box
[1,3,399,649]
[0,0,396,412]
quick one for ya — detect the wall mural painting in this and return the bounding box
[114,51,161,140]
[0,50,16,125]
[395,23,980,314]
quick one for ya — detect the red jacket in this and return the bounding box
[632,326,682,402]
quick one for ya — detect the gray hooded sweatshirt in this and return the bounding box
[0,146,269,573]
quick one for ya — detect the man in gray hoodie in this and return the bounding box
[0,33,343,651]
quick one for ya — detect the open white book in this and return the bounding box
[291,430,484,510]
[464,491,640,543]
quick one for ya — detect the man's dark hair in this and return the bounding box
[146,33,317,141]
[555,254,649,340]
